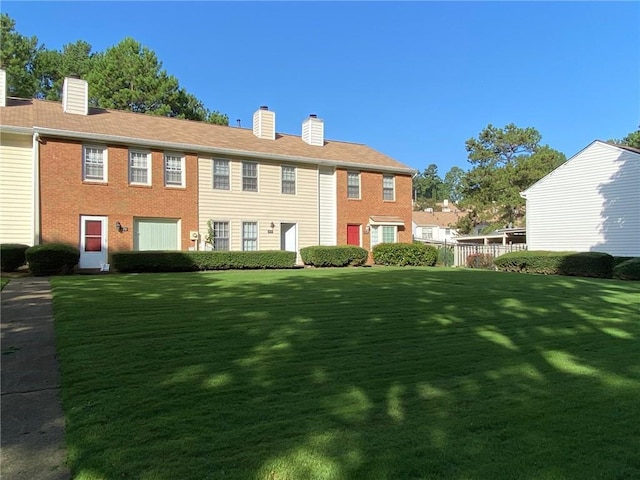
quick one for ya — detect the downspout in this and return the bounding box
[32,132,41,245]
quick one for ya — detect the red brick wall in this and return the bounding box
[336,169,413,250]
[39,138,198,252]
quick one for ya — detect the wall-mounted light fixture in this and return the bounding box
[115,221,126,233]
[270,222,275,228]
[364,224,371,234]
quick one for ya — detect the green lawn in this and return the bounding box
[51,268,640,480]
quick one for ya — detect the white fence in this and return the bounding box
[453,243,528,268]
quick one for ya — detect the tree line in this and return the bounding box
[414,123,640,235]
[0,14,228,125]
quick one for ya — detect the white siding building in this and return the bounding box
[521,141,640,257]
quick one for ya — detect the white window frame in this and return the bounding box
[370,225,398,247]
[82,145,107,182]
[242,221,258,251]
[281,166,296,195]
[129,150,152,185]
[347,171,360,199]
[164,152,185,187]
[383,175,395,201]
[423,227,434,240]
[211,221,230,251]
[242,162,258,192]
[213,159,230,190]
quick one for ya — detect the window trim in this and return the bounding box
[347,171,360,199]
[213,158,230,191]
[242,161,258,192]
[281,165,296,195]
[383,174,395,201]
[210,220,230,251]
[82,145,108,183]
[129,149,152,186]
[164,152,185,188]
[242,221,258,251]
[370,225,398,247]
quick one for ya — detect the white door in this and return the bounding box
[280,223,297,252]
[79,216,107,268]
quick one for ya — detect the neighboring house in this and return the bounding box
[412,201,463,244]
[520,141,639,257]
[0,71,415,266]
[455,227,526,245]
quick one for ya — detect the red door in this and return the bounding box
[347,224,360,246]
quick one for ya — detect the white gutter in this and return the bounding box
[32,126,417,175]
[32,132,40,245]
[0,125,33,135]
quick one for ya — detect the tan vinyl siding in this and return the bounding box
[525,142,640,256]
[62,77,88,115]
[199,156,318,253]
[0,133,34,244]
[319,166,336,245]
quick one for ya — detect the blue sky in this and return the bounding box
[3,1,639,174]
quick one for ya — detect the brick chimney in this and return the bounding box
[302,114,324,146]
[62,75,88,115]
[253,106,275,140]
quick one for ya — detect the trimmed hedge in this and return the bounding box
[300,246,368,267]
[111,250,297,273]
[613,258,640,281]
[1,243,29,272]
[25,243,80,276]
[494,251,614,279]
[372,243,438,267]
[466,253,495,270]
[614,256,636,266]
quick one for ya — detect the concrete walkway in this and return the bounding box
[1,277,70,480]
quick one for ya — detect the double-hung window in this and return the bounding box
[242,222,258,251]
[164,153,184,187]
[213,159,230,190]
[211,221,229,251]
[347,172,360,199]
[242,162,258,192]
[83,146,107,182]
[129,150,151,185]
[282,166,296,194]
[383,175,395,201]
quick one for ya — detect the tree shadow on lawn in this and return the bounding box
[50,269,640,480]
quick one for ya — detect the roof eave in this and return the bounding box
[33,126,416,175]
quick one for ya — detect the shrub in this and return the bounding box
[111,250,297,273]
[372,243,437,266]
[436,246,454,267]
[466,253,495,269]
[494,251,614,279]
[614,256,636,266]
[0,243,29,272]
[300,246,368,267]
[25,243,80,276]
[613,258,640,281]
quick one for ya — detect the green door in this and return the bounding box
[134,219,179,251]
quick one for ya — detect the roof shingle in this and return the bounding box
[1,98,414,173]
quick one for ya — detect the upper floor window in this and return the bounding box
[83,146,107,182]
[164,153,184,187]
[383,175,395,201]
[347,172,360,199]
[210,221,229,251]
[282,166,296,194]
[242,162,258,192]
[242,222,258,251]
[213,159,230,190]
[129,150,151,185]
